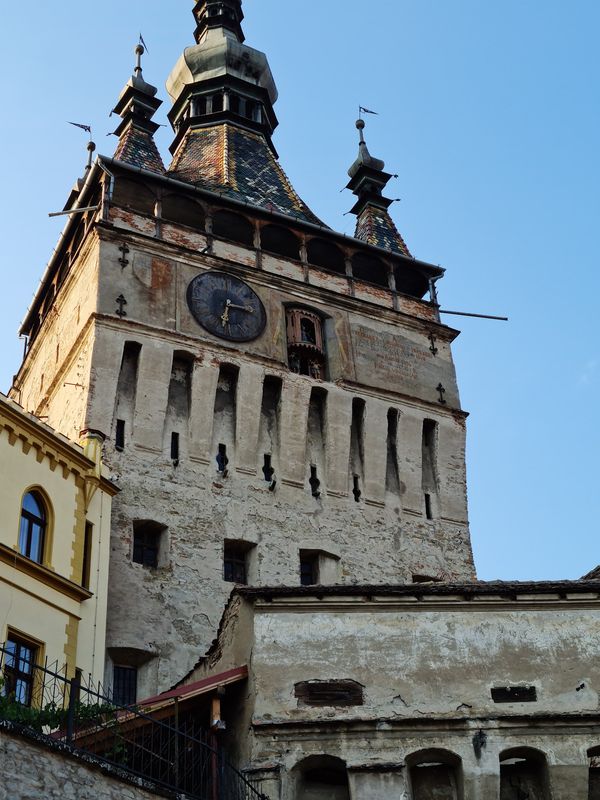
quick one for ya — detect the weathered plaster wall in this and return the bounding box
[249,602,600,721]
[189,591,600,800]
[94,326,472,688]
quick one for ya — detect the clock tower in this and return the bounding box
[11,1,474,696]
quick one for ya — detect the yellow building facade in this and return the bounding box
[0,392,117,691]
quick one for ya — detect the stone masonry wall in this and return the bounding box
[13,209,475,696]
[0,723,170,800]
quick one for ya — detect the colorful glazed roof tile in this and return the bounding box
[354,205,412,258]
[168,124,324,226]
[114,127,165,174]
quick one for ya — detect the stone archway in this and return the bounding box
[500,748,551,800]
[406,748,463,800]
[292,755,350,800]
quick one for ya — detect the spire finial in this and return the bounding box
[356,118,366,145]
[134,43,144,77]
[85,140,96,173]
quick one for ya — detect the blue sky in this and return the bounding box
[1,1,598,581]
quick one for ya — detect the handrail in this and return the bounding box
[0,643,267,800]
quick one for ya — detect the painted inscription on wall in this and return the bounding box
[350,324,458,405]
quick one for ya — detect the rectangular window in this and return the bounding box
[133,527,159,569]
[223,544,249,584]
[113,665,137,706]
[491,686,537,703]
[300,552,319,586]
[3,635,37,707]
[81,522,93,589]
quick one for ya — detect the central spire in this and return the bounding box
[163,1,323,224]
[192,0,245,44]
[167,0,277,146]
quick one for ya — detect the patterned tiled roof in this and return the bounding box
[114,126,165,174]
[168,124,323,226]
[354,204,412,258]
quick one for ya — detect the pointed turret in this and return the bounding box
[164,0,322,224]
[112,45,165,174]
[347,119,411,257]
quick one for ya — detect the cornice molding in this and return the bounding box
[0,543,92,603]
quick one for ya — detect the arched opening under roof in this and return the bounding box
[351,251,389,288]
[212,209,254,247]
[407,749,463,800]
[394,262,431,299]
[162,195,206,231]
[500,747,550,800]
[260,224,300,260]
[291,755,350,800]
[307,238,346,275]
[112,176,156,216]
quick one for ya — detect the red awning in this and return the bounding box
[138,665,248,713]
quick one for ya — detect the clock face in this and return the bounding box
[186,272,267,342]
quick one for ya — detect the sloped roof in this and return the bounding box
[581,566,600,580]
[138,665,248,712]
[113,127,165,174]
[355,205,412,258]
[168,124,323,226]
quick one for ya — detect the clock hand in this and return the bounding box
[220,302,230,328]
[226,299,254,313]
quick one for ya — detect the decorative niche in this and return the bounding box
[286,307,326,379]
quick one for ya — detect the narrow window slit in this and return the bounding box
[171,432,180,463]
[386,408,401,495]
[352,475,362,503]
[422,419,439,518]
[115,419,125,451]
[263,454,275,482]
[309,465,321,498]
[425,492,433,520]
[216,443,229,475]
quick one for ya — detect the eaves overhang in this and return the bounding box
[101,156,445,278]
[19,160,103,336]
[236,580,600,602]
[19,154,445,338]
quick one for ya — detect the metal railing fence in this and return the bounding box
[0,643,267,800]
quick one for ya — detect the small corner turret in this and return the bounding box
[347,119,412,257]
[112,43,165,174]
